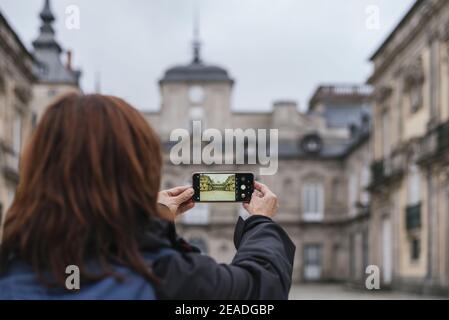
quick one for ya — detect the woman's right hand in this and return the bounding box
[243,181,278,218]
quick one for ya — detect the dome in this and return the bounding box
[160,61,233,84]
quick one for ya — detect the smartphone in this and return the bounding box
[192,172,254,203]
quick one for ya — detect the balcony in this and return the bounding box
[369,152,405,190]
[406,203,421,231]
[417,120,449,165]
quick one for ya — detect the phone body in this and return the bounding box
[192,172,254,203]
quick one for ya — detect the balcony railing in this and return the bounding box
[370,159,385,185]
[437,120,449,152]
[406,203,421,231]
[370,150,406,189]
[418,119,449,164]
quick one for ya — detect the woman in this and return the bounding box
[0,93,295,300]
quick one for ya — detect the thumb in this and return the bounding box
[174,188,194,204]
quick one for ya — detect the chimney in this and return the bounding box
[66,50,72,71]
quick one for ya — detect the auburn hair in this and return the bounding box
[0,93,162,287]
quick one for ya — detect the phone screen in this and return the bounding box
[199,173,236,201]
[192,173,254,202]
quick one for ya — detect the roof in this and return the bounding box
[369,0,422,61]
[309,85,372,111]
[160,62,233,84]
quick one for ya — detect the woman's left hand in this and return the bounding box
[157,186,195,219]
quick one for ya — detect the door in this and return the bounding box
[303,244,322,281]
[382,217,393,284]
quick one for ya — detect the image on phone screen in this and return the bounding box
[199,173,236,201]
[192,172,254,202]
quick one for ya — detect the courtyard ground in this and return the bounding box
[288,283,446,300]
[200,190,235,201]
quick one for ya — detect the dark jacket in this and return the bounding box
[0,215,295,300]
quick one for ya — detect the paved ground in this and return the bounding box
[200,190,235,201]
[289,284,444,300]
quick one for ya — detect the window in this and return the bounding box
[407,164,420,205]
[348,172,358,216]
[410,237,420,261]
[381,110,390,157]
[302,182,324,221]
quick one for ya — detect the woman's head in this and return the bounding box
[1,93,162,285]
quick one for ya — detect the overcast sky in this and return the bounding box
[0,0,414,112]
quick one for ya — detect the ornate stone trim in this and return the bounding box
[403,58,425,91]
[374,85,393,103]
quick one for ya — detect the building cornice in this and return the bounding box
[0,13,36,82]
[369,0,446,84]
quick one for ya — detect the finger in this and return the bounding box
[174,188,195,204]
[254,181,269,195]
[178,201,195,215]
[167,185,191,196]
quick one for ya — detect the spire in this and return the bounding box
[32,0,81,85]
[33,0,61,52]
[192,3,202,64]
[40,0,55,23]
